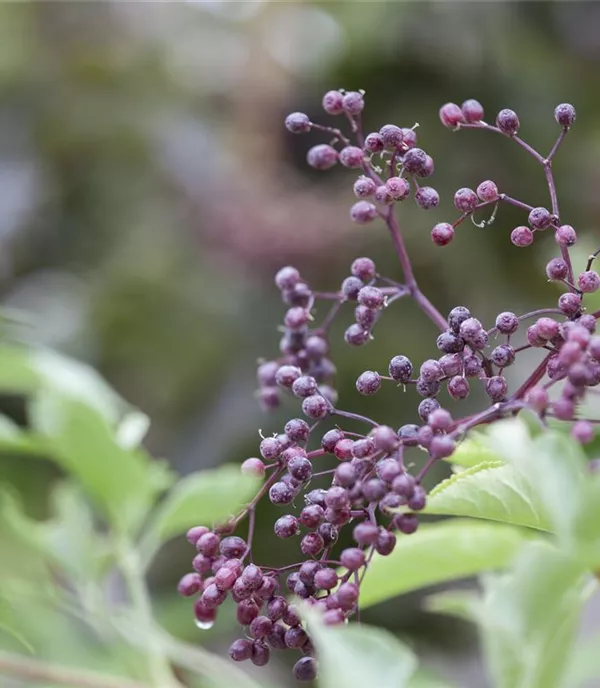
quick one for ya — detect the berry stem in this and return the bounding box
[543,161,575,288]
[499,194,534,213]
[547,128,568,162]
[511,352,554,401]
[486,307,564,336]
[333,408,379,427]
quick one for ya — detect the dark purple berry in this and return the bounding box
[429,435,455,460]
[379,124,404,150]
[186,525,209,546]
[398,423,420,446]
[389,355,413,382]
[439,353,462,377]
[448,306,471,333]
[374,185,393,205]
[486,375,508,401]
[201,583,227,609]
[375,529,396,556]
[275,365,301,388]
[447,375,469,399]
[301,532,324,556]
[251,642,270,667]
[403,147,428,175]
[284,307,311,331]
[372,425,400,453]
[293,657,318,682]
[314,568,338,590]
[491,344,516,368]
[496,311,519,335]
[269,481,295,505]
[284,419,310,444]
[352,437,375,458]
[420,359,444,382]
[436,332,465,354]
[358,286,386,309]
[288,456,313,482]
[341,276,364,301]
[353,176,377,199]
[428,408,453,431]
[275,266,300,291]
[555,103,576,128]
[407,485,427,510]
[362,478,387,502]
[292,375,318,398]
[197,532,220,556]
[364,132,384,153]
[285,625,309,649]
[355,304,378,328]
[318,522,338,546]
[418,397,440,422]
[337,582,359,610]
[415,186,440,210]
[395,513,419,534]
[333,438,354,460]
[307,144,338,170]
[344,323,370,346]
[250,615,273,639]
[285,112,311,134]
[214,566,237,591]
[241,564,264,591]
[267,623,287,650]
[356,370,381,395]
[335,463,357,488]
[496,108,519,135]
[229,638,252,662]
[302,394,330,419]
[274,514,299,539]
[528,207,552,230]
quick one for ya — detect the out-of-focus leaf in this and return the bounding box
[478,540,586,688]
[445,432,503,468]
[0,415,44,455]
[141,466,260,563]
[29,392,173,534]
[421,462,551,531]
[424,589,479,624]
[116,411,150,450]
[302,606,417,688]
[359,519,531,608]
[0,482,112,579]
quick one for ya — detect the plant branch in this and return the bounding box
[0,651,146,688]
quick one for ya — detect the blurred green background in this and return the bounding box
[2,1,600,685]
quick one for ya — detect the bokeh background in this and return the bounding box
[2,1,600,686]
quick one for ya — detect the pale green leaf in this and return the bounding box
[143,466,260,558]
[302,606,417,688]
[116,411,150,449]
[478,540,586,688]
[422,462,551,531]
[359,519,532,609]
[445,432,503,468]
[29,392,173,533]
[424,589,479,624]
[0,415,44,455]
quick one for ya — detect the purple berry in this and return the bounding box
[372,425,400,453]
[578,271,600,293]
[300,532,324,556]
[341,276,364,301]
[229,638,253,662]
[197,532,220,556]
[398,423,421,446]
[572,420,593,444]
[178,573,202,597]
[486,375,508,401]
[476,180,499,202]
[307,144,338,170]
[526,386,549,412]
[337,582,359,610]
[186,525,209,546]
[285,112,311,134]
[555,103,576,128]
[353,522,380,546]
[528,207,552,230]
[364,132,384,153]
[454,187,478,213]
[340,547,366,570]
[439,102,464,128]
[374,185,393,205]
[496,311,519,334]
[342,91,365,115]
[389,354,413,382]
[344,323,370,346]
[302,394,330,419]
[420,359,443,382]
[407,485,428,510]
[386,176,411,200]
[353,176,377,199]
[461,99,484,123]
[314,568,338,590]
[322,90,344,115]
[274,514,299,538]
[293,657,318,682]
[358,285,386,309]
[284,418,310,444]
[511,226,534,247]
[249,616,273,640]
[496,108,519,135]
[275,266,300,291]
[403,147,428,175]
[269,481,295,505]
[351,256,376,282]
[491,344,516,368]
[241,457,266,478]
[395,513,419,534]
[288,456,313,482]
[432,222,454,246]
[275,365,301,388]
[333,438,354,460]
[356,370,381,395]
[251,642,270,667]
[374,529,396,556]
[428,408,453,431]
[418,397,440,422]
[415,186,440,210]
[292,375,318,398]
[437,332,465,354]
[558,292,582,316]
[448,375,470,399]
[350,200,378,224]
[339,146,364,168]
[555,224,577,247]
[429,435,455,460]
[379,124,404,150]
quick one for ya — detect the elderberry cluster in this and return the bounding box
[179,89,600,682]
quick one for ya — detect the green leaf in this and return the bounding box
[445,432,503,468]
[424,589,479,624]
[0,483,112,580]
[477,540,586,688]
[421,462,551,531]
[302,606,417,688]
[408,670,457,688]
[0,415,44,455]
[359,519,532,609]
[561,626,600,688]
[30,392,173,533]
[141,466,260,562]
